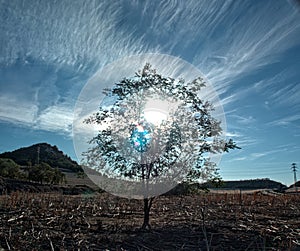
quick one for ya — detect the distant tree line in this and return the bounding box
[0,158,66,185]
[204,178,286,190]
[164,178,288,195]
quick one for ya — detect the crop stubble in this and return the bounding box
[0,191,299,250]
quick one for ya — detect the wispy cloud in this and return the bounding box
[0,95,38,125]
[220,84,259,108]
[268,114,300,127]
[232,157,247,161]
[225,132,242,138]
[0,94,73,136]
[225,130,258,149]
[2,0,298,80]
[250,142,296,160]
[220,94,238,107]
[0,0,299,138]
[223,144,291,163]
[34,105,73,135]
[203,5,299,85]
[0,0,161,72]
[229,115,256,125]
[254,70,300,109]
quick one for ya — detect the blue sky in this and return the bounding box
[0,0,299,186]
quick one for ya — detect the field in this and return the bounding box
[0,191,299,250]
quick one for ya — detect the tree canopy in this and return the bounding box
[0,158,23,179]
[28,162,65,184]
[83,63,239,198]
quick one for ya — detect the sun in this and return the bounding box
[143,98,179,126]
[144,109,167,125]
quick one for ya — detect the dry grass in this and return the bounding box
[0,191,299,250]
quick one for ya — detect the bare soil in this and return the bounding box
[0,191,299,250]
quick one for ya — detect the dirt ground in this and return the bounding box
[0,191,299,250]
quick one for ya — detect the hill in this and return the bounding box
[205,178,287,191]
[0,143,101,194]
[288,180,300,188]
[166,178,287,195]
[0,143,82,173]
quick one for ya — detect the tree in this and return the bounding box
[84,63,239,229]
[52,167,66,184]
[28,163,44,183]
[42,163,55,184]
[0,158,23,179]
[28,162,65,184]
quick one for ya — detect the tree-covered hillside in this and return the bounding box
[166,179,287,195]
[205,178,287,190]
[0,143,82,172]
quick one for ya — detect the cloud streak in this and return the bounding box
[268,114,300,127]
[0,94,73,136]
[0,0,299,141]
[0,95,38,125]
[254,69,300,109]
[0,0,160,71]
[34,105,73,135]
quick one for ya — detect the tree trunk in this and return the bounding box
[141,197,154,230]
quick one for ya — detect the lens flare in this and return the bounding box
[130,124,152,152]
